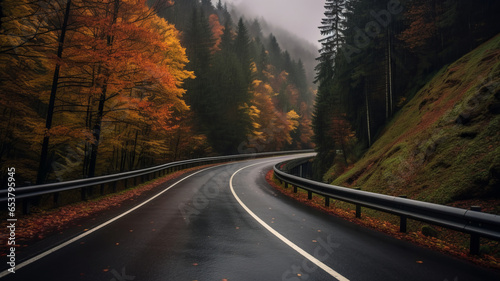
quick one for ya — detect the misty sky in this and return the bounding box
[218,0,326,47]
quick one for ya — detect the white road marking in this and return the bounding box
[0,166,218,278]
[229,162,350,281]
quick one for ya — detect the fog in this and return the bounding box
[217,0,325,85]
[216,0,325,48]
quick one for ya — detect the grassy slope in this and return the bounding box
[327,34,500,211]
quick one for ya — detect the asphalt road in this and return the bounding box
[2,155,500,281]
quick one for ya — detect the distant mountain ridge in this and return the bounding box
[227,4,319,86]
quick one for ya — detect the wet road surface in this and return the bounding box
[2,155,499,280]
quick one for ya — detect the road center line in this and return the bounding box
[0,165,219,278]
[229,162,350,281]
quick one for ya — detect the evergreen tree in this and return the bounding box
[201,0,212,8]
[216,0,223,10]
[249,19,263,40]
[183,7,214,135]
[318,0,346,61]
[267,34,283,71]
[234,18,252,85]
[207,20,253,154]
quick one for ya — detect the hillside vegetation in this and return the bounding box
[325,34,500,210]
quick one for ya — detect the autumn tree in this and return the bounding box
[37,0,72,184]
[69,0,194,177]
[328,114,356,165]
[208,14,224,53]
[0,0,81,183]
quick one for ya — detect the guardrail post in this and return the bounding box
[307,190,312,200]
[100,184,105,195]
[399,195,407,233]
[293,185,298,193]
[354,187,361,218]
[53,192,60,207]
[325,196,330,207]
[81,187,88,201]
[23,199,31,214]
[470,206,482,255]
[112,181,117,193]
[284,182,288,189]
[355,205,362,218]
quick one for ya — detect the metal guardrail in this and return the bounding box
[1,150,313,213]
[274,159,500,255]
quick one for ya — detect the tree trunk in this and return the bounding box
[129,130,138,171]
[88,86,107,177]
[365,80,372,147]
[174,127,182,161]
[36,0,72,184]
[385,36,389,121]
[388,29,393,116]
[87,0,120,178]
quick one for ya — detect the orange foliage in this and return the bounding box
[0,0,198,181]
[298,102,314,148]
[398,1,438,50]
[249,80,300,151]
[209,14,225,54]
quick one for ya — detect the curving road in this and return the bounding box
[2,155,500,280]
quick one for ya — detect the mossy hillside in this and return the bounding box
[329,34,500,208]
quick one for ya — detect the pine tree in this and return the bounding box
[234,18,252,85]
[216,0,223,11]
[184,6,214,131]
[318,0,346,61]
[267,34,283,71]
[205,17,253,154]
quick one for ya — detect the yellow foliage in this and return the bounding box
[250,62,258,74]
[252,80,263,87]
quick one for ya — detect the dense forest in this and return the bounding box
[0,0,314,185]
[313,0,500,179]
